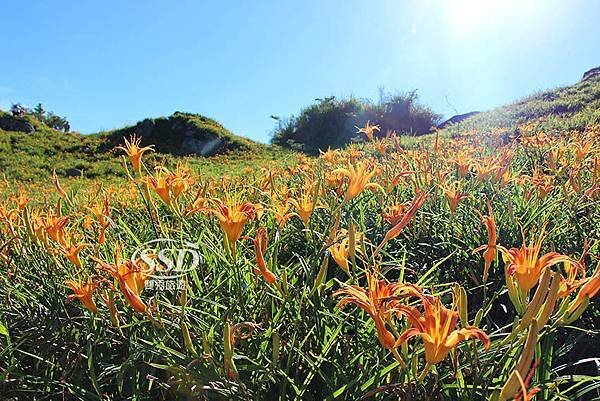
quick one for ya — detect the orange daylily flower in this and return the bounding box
[499,228,573,299]
[491,149,513,183]
[271,199,295,229]
[145,172,173,206]
[319,147,340,163]
[97,253,154,313]
[394,293,490,366]
[208,196,256,253]
[117,135,155,173]
[288,178,319,227]
[454,153,472,178]
[474,161,497,182]
[356,121,380,141]
[345,146,365,163]
[498,171,513,188]
[441,181,469,213]
[63,242,89,268]
[334,268,421,350]
[14,188,30,211]
[376,191,428,255]
[143,165,193,207]
[557,244,589,299]
[373,138,389,155]
[333,161,383,202]
[66,277,98,314]
[323,171,346,197]
[171,164,195,197]
[382,203,409,226]
[562,263,600,322]
[528,169,554,199]
[44,215,70,247]
[86,194,111,244]
[545,148,564,174]
[573,140,593,162]
[328,227,364,275]
[0,203,18,237]
[252,227,277,284]
[328,237,354,275]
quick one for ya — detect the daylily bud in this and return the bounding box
[272,332,280,368]
[499,319,539,401]
[312,254,329,295]
[348,221,356,263]
[537,272,561,327]
[181,321,198,357]
[453,284,468,327]
[223,321,237,379]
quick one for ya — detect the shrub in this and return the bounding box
[271,90,441,153]
[11,102,71,132]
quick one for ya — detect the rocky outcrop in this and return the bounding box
[0,115,35,133]
[581,67,600,82]
[104,112,250,157]
[65,168,83,177]
[181,135,225,156]
[437,111,480,129]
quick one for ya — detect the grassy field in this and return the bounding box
[0,78,599,400]
[0,110,296,185]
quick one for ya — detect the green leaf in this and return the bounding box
[0,321,8,337]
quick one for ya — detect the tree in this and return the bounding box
[13,102,71,132]
[32,103,45,120]
[44,112,70,131]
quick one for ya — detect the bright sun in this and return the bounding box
[446,0,524,36]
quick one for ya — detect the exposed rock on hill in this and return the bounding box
[0,114,35,133]
[581,67,600,82]
[437,111,480,129]
[102,112,254,157]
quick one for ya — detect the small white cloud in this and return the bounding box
[410,23,417,34]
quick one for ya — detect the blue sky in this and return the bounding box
[1,0,599,142]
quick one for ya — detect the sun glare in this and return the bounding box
[446,0,527,36]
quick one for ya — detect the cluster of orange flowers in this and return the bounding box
[0,121,598,397]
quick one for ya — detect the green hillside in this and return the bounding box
[1,74,598,183]
[439,74,600,136]
[0,112,119,181]
[97,112,258,156]
[0,111,293,183]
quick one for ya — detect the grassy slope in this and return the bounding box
[1,75,598,183]
[0,111,295,183]
[439,74,600,136]
[0,113,121,182]
[97,112,259,154]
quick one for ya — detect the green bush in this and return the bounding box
[271,91,441,153]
